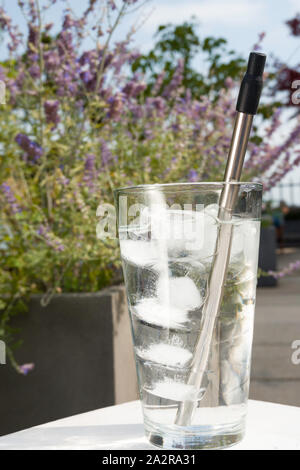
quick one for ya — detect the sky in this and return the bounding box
[3,0,300,59]
[2,0,300,203]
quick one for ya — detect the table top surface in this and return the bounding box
[0,400,299,450]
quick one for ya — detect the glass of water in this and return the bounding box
[114,182,262,450]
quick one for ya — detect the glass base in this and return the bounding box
[145,417,245,450]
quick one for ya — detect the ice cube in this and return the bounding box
[230,223,244,259]
[230,219,260,262]
[119,240,158,267]
[168,259,207,301]
[133,298,189,328]
[244,220,260,265]
[157,276,203,311]
[147,379,206,402]
[149,208,208,257]
[136,343,193,367]
[127,207,218,261]
[152,209,206,258]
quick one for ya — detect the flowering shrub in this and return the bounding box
[0,0,299,370]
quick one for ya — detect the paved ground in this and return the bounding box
[250,248,300,406]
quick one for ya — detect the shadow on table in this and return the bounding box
[0,423,156,450]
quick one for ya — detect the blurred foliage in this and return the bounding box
[132,20,246,99]
[0,1,299,371]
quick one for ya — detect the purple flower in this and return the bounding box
[84,153,96,172]
[146,97,165,117]
[83,0,98,17]
[83,153,96,192]
[1,182,22,214]
[133,82,146,97]
[54,66,79,97]
[28,25,38,48]
[100,139,114,166]
[44,100,60,127]
[18,363,35,375]
[153,70,166,95]
[188,169,198,182]
[0,7,22,52]
[63,14,74,30]
[0,65,6,82]
[58,173,69,186]
[128,102,143,120]
[104,52,114,70]
[37,225,46,236]
[45,22,54,31]
[80,69,93,84]
[0,7,11,29]
[62,13,86,32]
[122,78,146,98]
[37,224,65,252]
[79,50,97,66]
[44,50,60,70]
[15,133,43,161]
[266,108,282,138]
[5,78,20,103]
[107,92,124,120]
[79,66,98,92]
[28,64,40,78]
[253,32,266,51]
[268,260,300,279]
[57,30,74,56]
[163,58,184,98]
[111,41,131,73]
[129,50,141,63]
[122,81,135,97]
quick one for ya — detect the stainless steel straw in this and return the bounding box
[175,52,266,426]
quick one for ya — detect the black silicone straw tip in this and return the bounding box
[247,52,266,77]
[236,51,266,115]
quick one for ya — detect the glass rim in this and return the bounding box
[114,181,263,196]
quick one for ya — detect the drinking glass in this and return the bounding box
[114,182,262,449]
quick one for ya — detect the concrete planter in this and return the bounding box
[0,286,138,436]
[257,226,277,287]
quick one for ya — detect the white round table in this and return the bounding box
[0,400,299,450]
